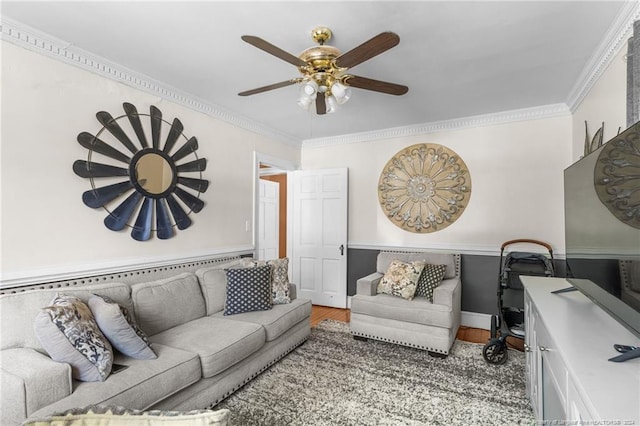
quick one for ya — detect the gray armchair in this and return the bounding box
[350,251,462,357]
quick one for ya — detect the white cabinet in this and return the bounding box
[522,277,640,423]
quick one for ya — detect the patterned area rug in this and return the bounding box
[214,320,534,425]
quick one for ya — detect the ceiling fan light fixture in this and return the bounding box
[326,94,339,113]
[331,81,352,105]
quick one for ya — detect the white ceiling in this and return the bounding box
[2,1,636,143]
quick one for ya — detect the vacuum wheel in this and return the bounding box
[483,338,508,365]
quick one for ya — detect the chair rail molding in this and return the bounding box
[0,246,254,288]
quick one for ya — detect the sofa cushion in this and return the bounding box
[88,294,156,360]
[351,293,453,328]
[223,265,273,315]
[213,298,312,341]
[377,260,425,300]
[131,273,206,336]
[377,251,457,279]
[34,295,113,382]
[1,282,132,352]
[1,348,72,424]
[148,317,265,378]
[28,343,201,419]
[24,405,230,426]
[415,264,448,301]
[195,260,243,315]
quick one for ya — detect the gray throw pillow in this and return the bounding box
[415,264,448,302]
[88,294,157,360]
[34,295,113,382]
[224,265,273,315]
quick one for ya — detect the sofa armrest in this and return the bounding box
[1,348,72,424]
[356,272,384,296]
[433,277,461,308]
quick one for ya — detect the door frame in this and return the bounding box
[253,152,298,260]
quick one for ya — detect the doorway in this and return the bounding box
[254,152,297,260]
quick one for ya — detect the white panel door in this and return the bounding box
[258,179,279,261]
[290,168,348,308]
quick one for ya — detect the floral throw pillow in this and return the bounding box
[88,294,157,360]
[34,295,113,382]
[377,260,426,300]
[23,405,230,426]
[415,264,448,302]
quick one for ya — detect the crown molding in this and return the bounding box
[3,1,637,151]
[566,1,640,112]
[302,103,571,148]
[0,17,301,147]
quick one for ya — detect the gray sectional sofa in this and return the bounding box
[0,257,312,425]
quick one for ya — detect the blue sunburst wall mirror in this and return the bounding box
[73,102,209,241]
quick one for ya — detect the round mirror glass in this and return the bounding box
[135,153,174,195]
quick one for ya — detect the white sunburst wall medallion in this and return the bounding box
[73,102,209,241]
[378,143,471,233]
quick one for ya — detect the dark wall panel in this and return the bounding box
[347,248,565,315]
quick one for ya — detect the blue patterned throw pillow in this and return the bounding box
[224,265,273,315]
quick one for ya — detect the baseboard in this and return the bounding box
[461,311,492,330]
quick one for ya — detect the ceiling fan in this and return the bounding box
[238,27,409,115]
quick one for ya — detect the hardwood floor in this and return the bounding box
[311,305,524,351]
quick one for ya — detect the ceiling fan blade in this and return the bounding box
[178,177,209,193]
[82,180,133,208]
[78,132,131,164]
[177,158,207,173]
[316,95,327,115]
[122,102,149,149]
[150,105,163,150]
[239,80,299,96]
[104,191,143,231]
[131,197,153,241]
[155,198,174,239]
[174,187,205,213]
[171,137,198,162]
[73,160,129,178]
[335,32,400,69]
[345,75,409,95]
[166,194,192,230]
[96,111,139,155]
[241,35,307,67]
[163,118,184,154]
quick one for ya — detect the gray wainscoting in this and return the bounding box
[347,248,566,315]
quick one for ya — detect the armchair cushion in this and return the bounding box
[377,260,425,300]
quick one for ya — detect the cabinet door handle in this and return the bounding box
[524,344,531,352]
[539,346,549,352]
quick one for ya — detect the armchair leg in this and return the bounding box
[428,351,448,359]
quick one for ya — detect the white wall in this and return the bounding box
[571,41,629,162]
[302,116,572,255]
[0,42,299,283]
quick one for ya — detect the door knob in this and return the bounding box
[339,244,344,255]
